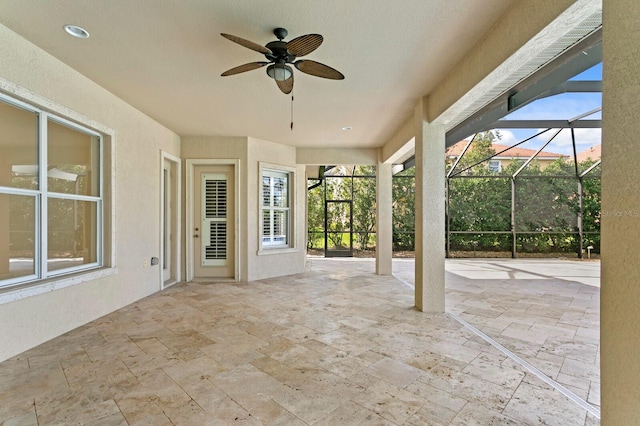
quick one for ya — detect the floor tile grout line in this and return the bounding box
[393,275,414,290]
[33,398,39,426]
[449,312,601,419]
[392,273,600,419]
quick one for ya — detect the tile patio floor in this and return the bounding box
[0,258,600,425]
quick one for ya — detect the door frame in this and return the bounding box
[159,151,182,290]
[186,159,240,282]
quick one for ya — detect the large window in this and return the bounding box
[261,167,292,248]
[0,94,102,288]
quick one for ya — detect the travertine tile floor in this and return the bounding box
[0,258,600,425]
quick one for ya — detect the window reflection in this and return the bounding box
[0,193,36,280]
[47,198,98,272]
[0,100,39,190]
[48,119,100,197]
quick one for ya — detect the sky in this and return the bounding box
[493,63,602,156]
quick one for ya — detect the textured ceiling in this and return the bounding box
[0,0,518,148]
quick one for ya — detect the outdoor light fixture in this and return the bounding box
[63,24,90,39]
[266,63,293,81]
[586,245,594,259]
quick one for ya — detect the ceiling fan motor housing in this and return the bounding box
[265,40,296,64]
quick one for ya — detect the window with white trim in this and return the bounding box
[0,94,103,289]
[261,168,292,248]
[488,159,501,173]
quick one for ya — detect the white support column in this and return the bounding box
[376,161,393,275]
[414,99,445,312]
[601,0,640,423]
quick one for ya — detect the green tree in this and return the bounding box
[447,131,498,175]
[447,132,602,256]
[447,131,512,251]
[581,172,601,252]
[324,171,352,249]
[392,167,415,251]
[307,184,324,249]
[352,166,376,251]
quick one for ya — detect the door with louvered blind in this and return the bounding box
[193,166,234,279]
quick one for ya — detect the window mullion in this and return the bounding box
[98,135,104,265]
[270,176,275,208]
[47,193,101,202]
[270,208,275,243]
[270,177,275,243]
[38,112,48,279]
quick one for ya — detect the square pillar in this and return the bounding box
[376,161,393,275]
[414,99,445,312]
[601,0,640,423]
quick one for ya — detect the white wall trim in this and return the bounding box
[186,159,240,282]
[0,268,118,305]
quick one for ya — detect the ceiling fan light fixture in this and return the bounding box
[266,63,292,81]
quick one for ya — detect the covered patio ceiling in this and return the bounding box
[0,0,520,148]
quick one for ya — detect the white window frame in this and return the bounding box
[0,92,104,291]
[488,159,501,172]
[258,162,295,253]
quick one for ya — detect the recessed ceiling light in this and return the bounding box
[64,25,90,39]
[342,126,352,131]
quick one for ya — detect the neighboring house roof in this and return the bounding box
[576,144,602,162]
[446,140,566,160]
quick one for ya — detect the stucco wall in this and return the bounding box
[180,136,249,280]
[181,136,306,283]
[247,137,306,281]
[296,147,378,166]
[0,24,181,361]
[601,0,640,422]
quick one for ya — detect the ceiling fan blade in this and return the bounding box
[286,34,323,57]
[221,33,272,55]
[295,60,344,80]
[221,62,268,76]
[276,75,294,94]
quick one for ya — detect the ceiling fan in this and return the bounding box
[220,27,344,94]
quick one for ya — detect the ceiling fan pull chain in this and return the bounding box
[290,93,294,131]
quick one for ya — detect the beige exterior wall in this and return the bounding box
[180,136,249,280]
[601,0,640,422]
[247,138,306,281]
[181,136,306,283]
[413,100,446,312]
[0,24,181,361]
[381,117,414,164]
[296,147,378,166]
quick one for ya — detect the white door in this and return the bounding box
[193,165,235,279]
[161,156,179,287]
